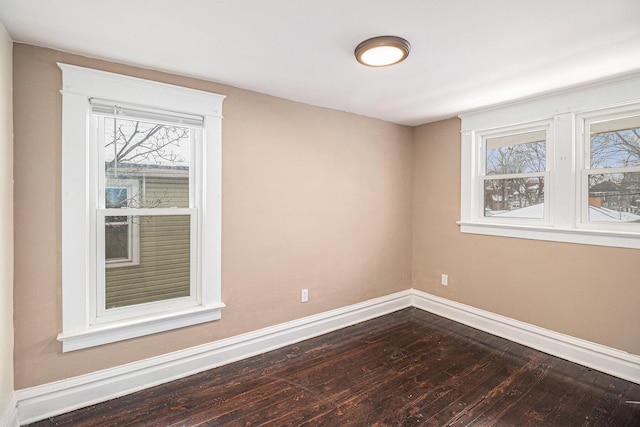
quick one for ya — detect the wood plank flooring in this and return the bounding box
[28,308,640,426]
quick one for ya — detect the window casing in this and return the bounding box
[460,73,640,249]
[59,64,225,352]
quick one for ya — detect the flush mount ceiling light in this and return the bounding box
[354,36,411,67]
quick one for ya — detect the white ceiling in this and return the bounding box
[1,0,640,126]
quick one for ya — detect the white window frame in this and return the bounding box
[476,121,552,226]
[577,105,640,233]
[104,179,140,268]
[93,117,198,325]
[58,64,225,352]
[459,72,640,250]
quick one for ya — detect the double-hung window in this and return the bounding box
[460,73,640,249]
[58,64,225,351]
[481,123,550,222]
[93,105,199,318]
[579,108,640,229]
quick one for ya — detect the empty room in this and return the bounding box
[0,1,639,426]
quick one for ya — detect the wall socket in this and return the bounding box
[301,288,309,302]
[441,274,448,286]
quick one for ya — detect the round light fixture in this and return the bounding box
[354,36,411,67]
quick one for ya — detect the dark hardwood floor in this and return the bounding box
[29,308,640,426]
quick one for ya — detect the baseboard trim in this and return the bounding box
[16,290,412,425]
[411,289,640,384]
[0,393,18,427]
[15,289,640,424]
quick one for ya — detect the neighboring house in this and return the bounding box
[589,180,622,209]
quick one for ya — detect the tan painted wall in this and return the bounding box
[13,44,414,389]
[412,118,640,355]
[0,23,14,411]
[15,41,637,393]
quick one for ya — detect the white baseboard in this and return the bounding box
[15,289,640,425]
[16,290,413,425]
[411,289,640,384]
[0,393,18,427]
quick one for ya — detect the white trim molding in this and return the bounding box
[411,290,640,385]
[16,290,412,424]
[15,289,640,424]
[459,72,640,250]
[58,63,225,351]
[0,393,18,427]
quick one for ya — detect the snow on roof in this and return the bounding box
[490,204,640,222]
[490,204,544,218]
[588,206,640,222]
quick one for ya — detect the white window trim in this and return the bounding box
[58,63,225,352]
[577,104,640,233]
[459,72,640,250]
[476,120,553,226]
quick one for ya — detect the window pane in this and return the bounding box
[588,172,640,222]
[105,215,191,309]
[484,177,544,218]
[105,187,128,208]
[103,117,190,208]
[105,223,129,261]
[590,115,640,169]
[486,130,546,175]
[106,213,127,224]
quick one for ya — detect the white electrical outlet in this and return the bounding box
[441,274,448,286]
[301,288,309,302]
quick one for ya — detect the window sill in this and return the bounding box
[57,303,226,352]
[458,221,640,250]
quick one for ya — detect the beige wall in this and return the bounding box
[412,118,640,355]
[12,44,414,389]
[0,23,14,412]
[13,42,638,393]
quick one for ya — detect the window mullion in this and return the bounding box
[550,113,573,229]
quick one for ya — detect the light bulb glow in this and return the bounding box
[360,46,404,66]
[355,36,410,67]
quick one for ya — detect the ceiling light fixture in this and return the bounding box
[355,36,411,67]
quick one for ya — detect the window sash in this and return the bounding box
[580,169,640,226]
[475,122,552,224]
[94,209,199,325]
[93,109,201,324]
[479,172,549,223]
